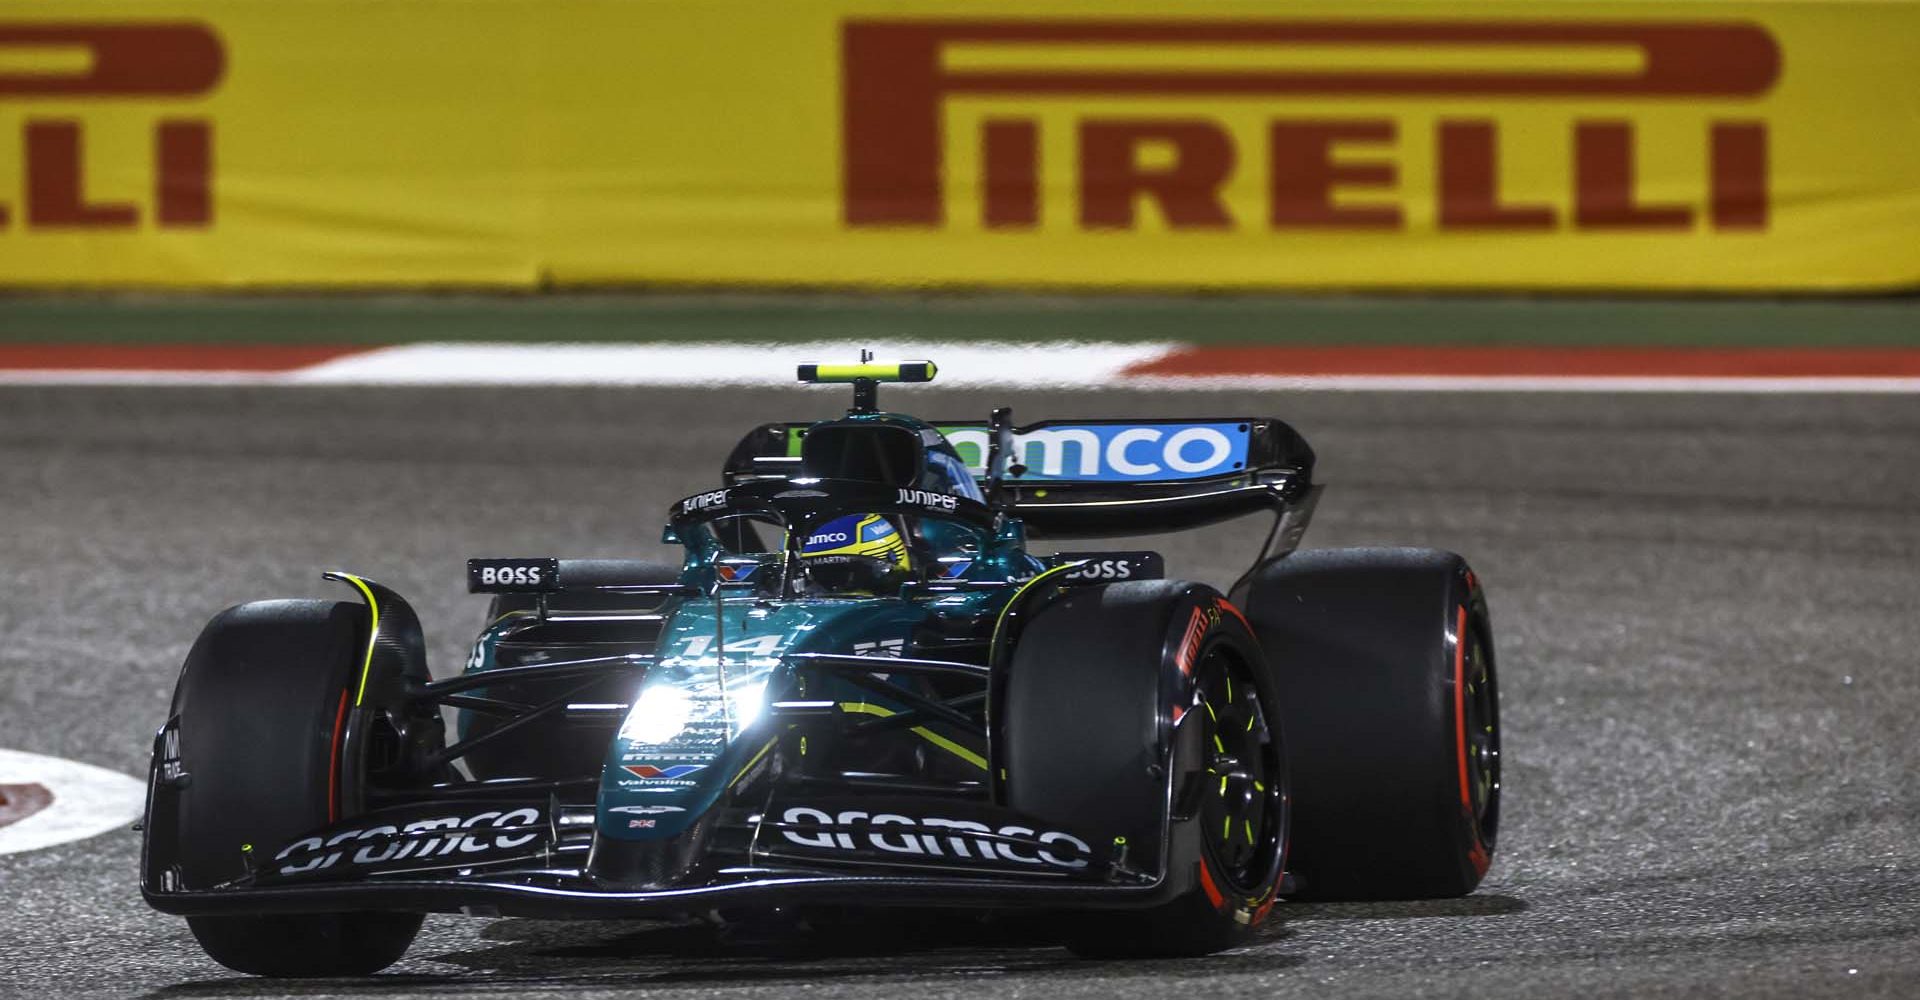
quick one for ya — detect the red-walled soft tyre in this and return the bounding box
[1233,548,1500,901]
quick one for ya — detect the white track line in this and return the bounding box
[2,342,1917,392]
[289,341,1178,387]
[0,749,145,856]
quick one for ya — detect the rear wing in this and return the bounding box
[724,418,1317,539]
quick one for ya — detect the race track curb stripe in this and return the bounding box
[1124,345,1920,378]
[0,344,367,372]
[2,342,1920,391]
[0,749,146,857]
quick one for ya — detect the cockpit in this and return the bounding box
[675,415,1002,598]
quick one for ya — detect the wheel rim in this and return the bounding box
[1463,626,1500,846]
[1195,644,1282,888]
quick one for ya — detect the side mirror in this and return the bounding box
[660,525,681,545]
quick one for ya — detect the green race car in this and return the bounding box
[141,359,1501,975]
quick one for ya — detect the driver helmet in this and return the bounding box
[799,513,912,593]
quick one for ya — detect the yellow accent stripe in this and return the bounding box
[990,563,1080,657]
[335,573,381,706]
[728,738,775,789]
[839,701,988,771]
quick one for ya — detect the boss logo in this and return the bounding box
[479,565,544,586]
[897,488,959,511]
[467,557,560,594]
[1067,559,1134,581]
[1055,551,1164,582]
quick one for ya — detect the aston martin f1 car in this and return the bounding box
[141,360,1501,976]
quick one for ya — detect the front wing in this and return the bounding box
[140,753,1204,919]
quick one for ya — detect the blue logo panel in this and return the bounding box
[939,422,1251,483]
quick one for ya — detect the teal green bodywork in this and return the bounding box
[459,582,1028,842]
[596,531,1038,840]
[601,596,928,840]
[461,408,1051,843]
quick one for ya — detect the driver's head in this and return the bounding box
[800,513,911,594]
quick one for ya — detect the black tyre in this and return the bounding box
[467,559,680,781]
[170,600,423,976]
[1004,581,1287,958]
[1233,548,1499,901]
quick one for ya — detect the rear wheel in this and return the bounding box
[1234,548,1499,901]
[1004,581,1287,958]
[169,600,425,976]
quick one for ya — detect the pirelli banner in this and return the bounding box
[2,1,1918,290]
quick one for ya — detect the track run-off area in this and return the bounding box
[0,377,1915,999]
[4,341,1920,393]
[5,294,1917,393]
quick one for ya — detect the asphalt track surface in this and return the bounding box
[1,383,1916,998]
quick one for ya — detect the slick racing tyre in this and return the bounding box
[168,600,424,976]
[1005,581,1287,958]
[1233,548,1500,901]
[468,559,682,780]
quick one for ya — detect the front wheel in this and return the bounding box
[1003,581,1287,958]
[166,599,426,976]
[187,912,422,979]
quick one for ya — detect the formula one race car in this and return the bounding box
[141,359,1501,976]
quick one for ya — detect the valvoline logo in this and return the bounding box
[941,423,1251,483]
[622,764,705,780]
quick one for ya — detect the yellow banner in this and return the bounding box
[0,1,1916,290]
